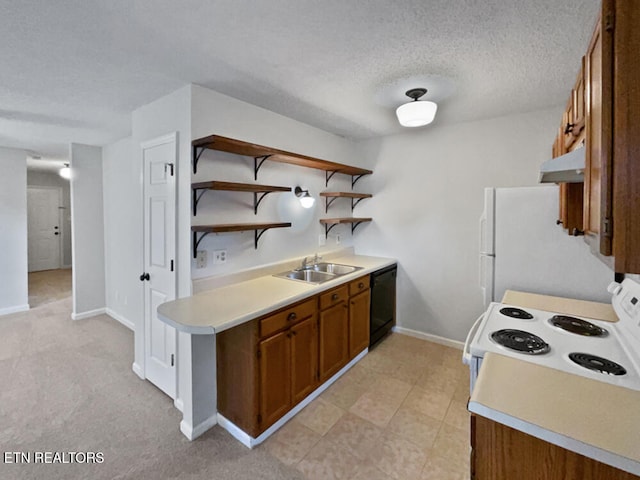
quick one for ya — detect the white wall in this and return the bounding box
[27,169,72,267]
[354,107,565,342]
[0,147,29,315]
[103,137,137,329]
[70,143,106,318]
[190,84,362,278]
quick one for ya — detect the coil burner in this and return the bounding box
[568,353,627,376]
[499,307,534,320]
[549,315,608,337]
[490,329,550,355]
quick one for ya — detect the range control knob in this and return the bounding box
[607,282,622,296]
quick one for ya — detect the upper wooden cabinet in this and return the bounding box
[583,0,640,273]
[563,58,587,152]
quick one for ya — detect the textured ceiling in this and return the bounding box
[0,0,600,160]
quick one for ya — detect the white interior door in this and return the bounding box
[142,133,177,399]
[27,187,61,272]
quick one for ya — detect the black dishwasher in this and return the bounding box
[370,264,397,347]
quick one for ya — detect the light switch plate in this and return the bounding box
[318,234,326,246]
[196,250,207,268]
[335,234,341,245]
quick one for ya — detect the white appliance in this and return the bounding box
[463,278,640,395]
[479,185,613,308]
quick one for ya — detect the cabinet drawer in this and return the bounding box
[260,299,315,338]
[349,276,370,296]
[319,285,349,310]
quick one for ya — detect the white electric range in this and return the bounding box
[463,278,640,394]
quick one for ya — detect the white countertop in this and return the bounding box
[469,352,640,476]
[157,254,396,334]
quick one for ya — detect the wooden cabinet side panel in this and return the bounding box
[612,0,640,273]
[259,330,292,432]
[319,302,349,382]
[290,315,319,405]
[473,415,639,480]
[216,320,259,436]
[349,289,370,359]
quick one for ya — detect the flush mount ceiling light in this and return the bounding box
[59,163,71,180]
[294,186,315,208]
[396,88,438,127]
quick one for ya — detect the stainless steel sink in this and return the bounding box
[276,269,336,284]
[274,262,362,284]
[312,263,360,275]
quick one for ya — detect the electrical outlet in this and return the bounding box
[318,234,326,246]
[196,250,207,268]
[335,234,341,245]
[213,249,227,264]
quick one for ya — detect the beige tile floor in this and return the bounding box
[28,268,72,308]
[262,333,471,480]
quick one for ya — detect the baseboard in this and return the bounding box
[71,307,106,321]
[105,308,135,331]
[0,304,30,316]
[132,362,144,379]
[180,414,218,441]
[218,348,368,448]
[393,326,464,350]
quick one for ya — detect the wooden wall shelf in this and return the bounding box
[319,192,372,213]
[192,222,292,254]
[319,217,372,237]
[192,134,372,187]
[192,181,291,216]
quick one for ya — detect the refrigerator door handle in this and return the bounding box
[463,314,485,365]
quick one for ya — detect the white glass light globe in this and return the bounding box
[300,193,315,209]
[396,100,438,127]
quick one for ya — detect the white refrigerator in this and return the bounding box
[479,185,613,307]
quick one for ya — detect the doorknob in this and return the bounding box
[139,272,150,281]
[54,232,59,235]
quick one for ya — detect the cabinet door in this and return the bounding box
[319,302,349,382]
[584,6,613,255]
[259,330,291,430]
[290,316,318,405]
[349,289,370,359]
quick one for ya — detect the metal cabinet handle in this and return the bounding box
[331,293,339,301]
[358,282,364,289]
[287,312,297,321]
[556,219,563,225]
[564,122,575,134]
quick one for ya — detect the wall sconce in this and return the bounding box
[59,163,71,180]
[294,186,315,208]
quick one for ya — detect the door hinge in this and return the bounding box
[165,163,174,176]
[171,354,175,367]
[257,414,262,424]
[170,259,174,272]
[604,11,614,32]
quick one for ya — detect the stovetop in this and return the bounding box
[470,299,640,391]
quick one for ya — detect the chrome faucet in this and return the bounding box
[299,253,322,270]
[299,256,311,270]
[312,253,322,265]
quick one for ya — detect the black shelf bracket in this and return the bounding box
[192,188,208,216]
[324,196,339,213]
[192,146,205,175]
[351,174,366,189]
[324,223,339,238]
[351,197,366,211]
[325,170,339,187]
[253,192,275,215]
[254,227,275,249]
[192,231,211,258]
[351,220,367,234]
[254,155,272,180]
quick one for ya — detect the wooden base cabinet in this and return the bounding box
[471,415,640,480]
[319,285,350,382]
[217,298,317,437]
[217,275,373,438]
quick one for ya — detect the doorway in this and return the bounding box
[27,186,63,272]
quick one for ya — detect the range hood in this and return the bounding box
[539,147,585,183]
